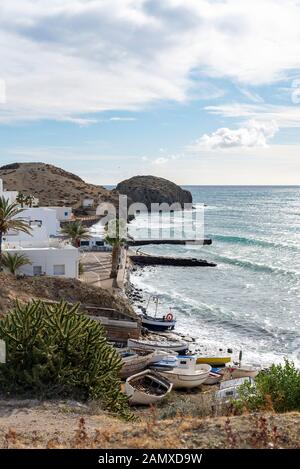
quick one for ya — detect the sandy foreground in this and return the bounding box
[0,399,299,449]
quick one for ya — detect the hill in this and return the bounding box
[116,175,192,210]
[0,162,118,211]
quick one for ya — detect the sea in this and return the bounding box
[125,186,300,367]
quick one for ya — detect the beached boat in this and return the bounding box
[216,377,255,401]
[196,356,231,366]
[119,349,172,379]
[125,369,173,405]
[154,356,211,389]
[128,338,189,354]
[141,296,176,332]
[225,364,260,379]
[204,370,223,385]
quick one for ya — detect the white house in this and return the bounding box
[1,178,79,279]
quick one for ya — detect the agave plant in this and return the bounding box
[61,221,91,247]
[0,196,32,269]
[2,252,32,275]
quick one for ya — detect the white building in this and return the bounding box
[79,235,111,251]
[19,207,60,236]
[48,206,73,222]
[1,178,79,279]
[82,197,94,208]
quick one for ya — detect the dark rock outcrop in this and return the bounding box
[116,175,192,210]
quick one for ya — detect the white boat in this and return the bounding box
[119,349,173,379]
[128,338,188,354]
[225,364,260,379]
[216,377,255,401]
[125,369,173,405]
[154,356,211,389]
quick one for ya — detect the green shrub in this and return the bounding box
[235,359,300,413]
[0,300,132,419]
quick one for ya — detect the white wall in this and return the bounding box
[19,207,60,236]
[48,206,73,222]
[5,246,80,279]
[83,198,94,208]
[4,225,49,246]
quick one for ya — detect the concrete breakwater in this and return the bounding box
[129,254,216,267]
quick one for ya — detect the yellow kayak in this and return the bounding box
[196,357,231,366]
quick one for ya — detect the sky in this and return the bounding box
[0,0,300,185]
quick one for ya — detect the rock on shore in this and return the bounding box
[116,175,192,210]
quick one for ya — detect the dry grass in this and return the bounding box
[0,272,135,318]
[0,399,299,449]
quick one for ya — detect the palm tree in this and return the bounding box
[61,221,91,247]
[105,219,127,288]
[16,192,27,208]
[2,252,32,275]
[25,195,34,208]
[0,196,32,270]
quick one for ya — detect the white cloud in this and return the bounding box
[190,120,278,150]
[109,117,136,121]
[152,157,169,165]
[205,103,300,128]
[1,1,300,122]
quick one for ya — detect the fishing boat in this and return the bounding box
[225,364,260,379]
[196,356,231,367]
[154,356,211,389]
[224,351,260,379]
[125,369,173,405]
[119,349,173,379]
[128,337,189,354]
[141,296,176,332]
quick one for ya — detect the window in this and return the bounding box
[64,212,68,217]
[80,241,90,246]
[53,264,65,276]
[95,241,104,246]
[33,266,42,276]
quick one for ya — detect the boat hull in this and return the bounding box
[141,317,176,332]
[226,366,259,379]
[159,364,211,389]
[128,338,188,354]
[196,357,231,366]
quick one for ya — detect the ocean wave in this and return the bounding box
[130,275,299,347]
[212,233,299,250]
[208,252,300,276]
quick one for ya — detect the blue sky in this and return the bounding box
[1,0,300,185]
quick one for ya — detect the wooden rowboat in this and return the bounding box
[125,370,173,405]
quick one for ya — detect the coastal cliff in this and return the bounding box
[116,175,192,209]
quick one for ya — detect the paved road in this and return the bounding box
[80,251,113,288]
